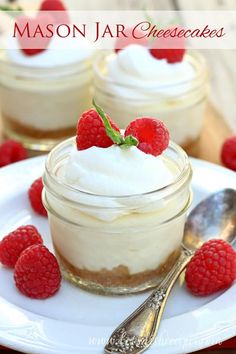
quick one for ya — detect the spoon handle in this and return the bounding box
[104,248,193,354]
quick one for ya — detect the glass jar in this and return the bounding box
[0,54,94,152]
[43,137,192,295]
[94,51,208,156]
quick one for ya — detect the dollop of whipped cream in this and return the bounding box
[62,145,174,196]
[105,44,196,96]
[6,28,94,67]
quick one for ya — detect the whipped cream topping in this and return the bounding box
[6,29,94,67]
[104,44,196,97]
[62,145,174,196]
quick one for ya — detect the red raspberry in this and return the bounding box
[150,48,185,64]
[150,27,185,63]
[16,13,55,57]
[185,239,236,296]
[22,48,46,57]
[28,177,47,217]
[0,225,43,268]
[0,140,27,168]
[14,244,61,299]
[124,118,169,156]
[39,0,70,24]
[76,109,120,150]
[114,27,148,53]
[221,135,236,171]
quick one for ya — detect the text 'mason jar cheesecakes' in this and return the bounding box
[94,41,209,156]
[0,1,95,152]
[43,102,192,295]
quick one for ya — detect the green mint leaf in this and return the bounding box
[123,135,138,147]
[93,100,124,145]
[93,99,139,148]
[0,5,23,13]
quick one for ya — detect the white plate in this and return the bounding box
[0,156,236,354]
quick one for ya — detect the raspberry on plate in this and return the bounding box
[221,135,236,171]
[0,140,27,168]
[124,117,169,156]
[14,244,61,299]
[0,225,43,268]
[76,109,120,150]
[185,239,236,296]
[28,177,47,216]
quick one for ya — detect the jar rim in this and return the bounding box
[0,50,93,79]
[43,187,193,228]
[93,50,207,91]
[44,137,192,201]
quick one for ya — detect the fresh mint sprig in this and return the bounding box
[93,100,138,148]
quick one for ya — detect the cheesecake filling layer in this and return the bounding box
[50,211,186,274]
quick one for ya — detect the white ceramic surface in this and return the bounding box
[0,156,236,354]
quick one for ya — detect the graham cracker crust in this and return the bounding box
[3,114,76,139]
[55,247,180,287]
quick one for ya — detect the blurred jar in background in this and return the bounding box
[94,45,209,155]
[0,38,95,152]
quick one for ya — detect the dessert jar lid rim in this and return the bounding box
[44,137,192,201]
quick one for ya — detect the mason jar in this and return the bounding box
[42,137,192,295]
[94,51,208,156]
[0,55,94,152]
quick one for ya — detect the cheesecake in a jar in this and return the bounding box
[0,7,95,152]
[43,105,192,294]
[94,44,208,155]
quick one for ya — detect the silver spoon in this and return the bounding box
[104,188,236,354]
